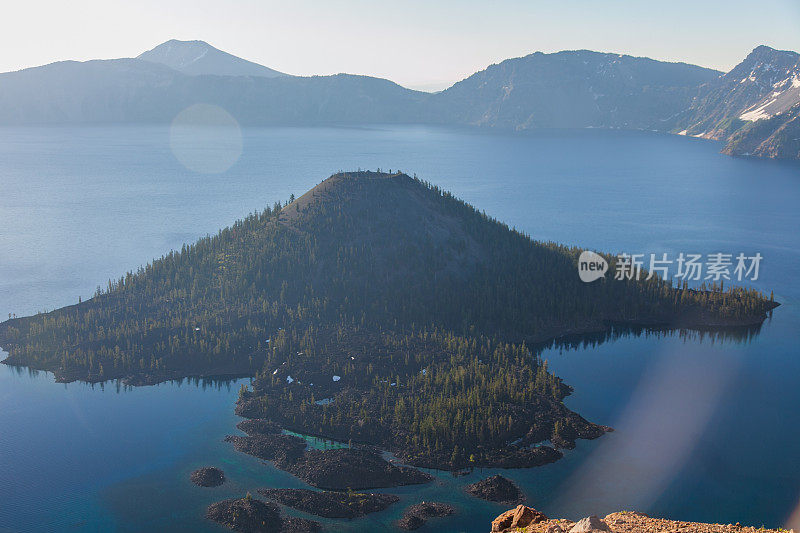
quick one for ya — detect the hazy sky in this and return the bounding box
[4,0,800,91]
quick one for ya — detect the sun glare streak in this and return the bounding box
[786,502,800,530]
[553,343,741,517]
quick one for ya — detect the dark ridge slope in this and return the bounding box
[722,102,800,159]
[0,171,775,382]
[0,62,426,126]
[427,50,720,130]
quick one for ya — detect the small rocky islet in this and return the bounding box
[465,475,525,505]
[206,496,320,533]
[190,466,225,487]
[397,502,456,530]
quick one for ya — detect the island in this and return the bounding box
[397,502,456,530]
[206,495,319,532]
[0,171,779,486]
[190,466,225,487]
[258,488,398,519]
[465,475,525,505]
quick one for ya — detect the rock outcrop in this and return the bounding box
[568,515,610,532]
[490,510,795,533]
[491,505,548,532]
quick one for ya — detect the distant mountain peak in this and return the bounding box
[675,44,800,154]
[749,44,776,55]
[747,44,797,58]
[738,45,798,71]
[164,38,206,45]
[144,39,212,69]
[137,39,286,78]
[720,45,800,123]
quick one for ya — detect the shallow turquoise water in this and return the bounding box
[0,125,798,532]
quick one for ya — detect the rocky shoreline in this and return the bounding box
[226,421,432,490]
[0,305,777,386]
[285,448,433,490]
[490,507,795,533]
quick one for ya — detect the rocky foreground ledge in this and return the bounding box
[491,506,795,533]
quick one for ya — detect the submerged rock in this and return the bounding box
[190,466,225,487]
[465,475,524,504]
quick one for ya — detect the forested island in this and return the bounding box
[0,171,778,473]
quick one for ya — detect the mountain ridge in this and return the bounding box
[430,49,720,130]
[0,60,427,126]
[1,42,798,158]
[677,45,800,142]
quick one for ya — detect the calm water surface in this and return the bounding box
[0,125,798,532]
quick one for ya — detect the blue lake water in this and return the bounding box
[0,125,798,532]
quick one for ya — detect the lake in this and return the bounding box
[0,124,798,532]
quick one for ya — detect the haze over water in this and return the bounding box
[0,125,798,531]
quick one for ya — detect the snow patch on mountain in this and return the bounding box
[740,98,778,121]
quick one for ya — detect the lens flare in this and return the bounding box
[169,104,243,174]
